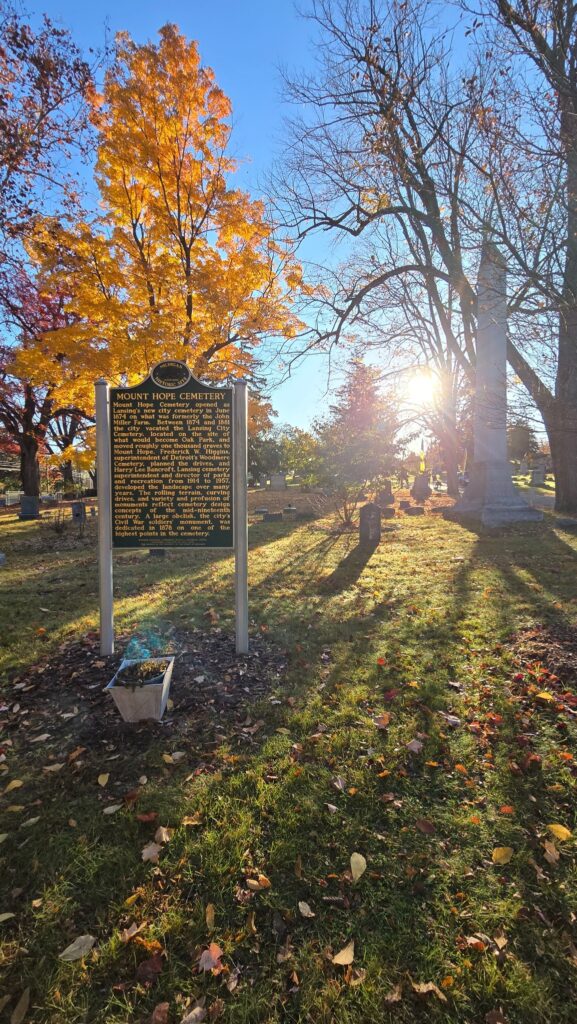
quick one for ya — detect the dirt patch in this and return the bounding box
[2,629,288,781]
[509,623,577,689]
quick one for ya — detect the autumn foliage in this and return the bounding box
[26,25,305,406]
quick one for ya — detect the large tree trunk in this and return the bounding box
[552,105,577,513]
[544,391,577,514]
[20,434,40,496]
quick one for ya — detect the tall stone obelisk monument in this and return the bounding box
[449,238,542,527]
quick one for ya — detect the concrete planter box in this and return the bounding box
[106,656,174,723]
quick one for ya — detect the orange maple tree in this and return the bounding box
[25,24,306,408]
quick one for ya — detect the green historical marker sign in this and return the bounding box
[110,361,233,549]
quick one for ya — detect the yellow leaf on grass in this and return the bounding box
[492,846,514,865]
[332,940,354,965]
[350,852,367,882]
[97,773,109,787]
[4,780,23,794]
[536,691,555,702]
[547,824,572,842]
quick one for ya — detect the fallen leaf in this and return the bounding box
[142,842,162,864]
[298,901,316,918]
[411,980,448,1003]
[59,934,96,961]
[0,912,15,922]
[97,773,109,787]
[150,1003,169,1024]
[42,763,64,773]
[383,982,403,1005]
[154,826,172,845]
[0,834,7,844]
[10,988,30,1024]
[136,952,164,984]
[136,812,158,824]
[103,804,122,815]
[119,921,147,943]
[406,739,423,754]
[374,713,391,729]
[180,1000,207,1023]
[182,812,203,826]
[198,942,223,973]
[492,847,514,865]
[535,691,555,702]
[547,823,572,842]
[205,903,215,931]
[246,874,271,891]
[350,852,367,881]
[4,780,23,794]
[544,840,559,864]
[31,733,50,743]
[415,818,436,835]
[332,940,354,965]
[485,1012,508,1024]
[499,805,514,815]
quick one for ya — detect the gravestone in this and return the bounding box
[0,498,6,508]
[399,499,412,510]
[72,500,87,524]
[19,496,40,520]
[0,552,5,567]
[518,460,528,475]
[530,467,546,486]
[269,473,287,490]
[406,505,425,517]
[376,479,394,506]
[447,238,542,526]
[411,473,432,503]
[382,507,396,519]
[359,502,381,545]
[264,511,283,522]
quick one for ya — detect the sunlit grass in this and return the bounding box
[1,510,577,1021]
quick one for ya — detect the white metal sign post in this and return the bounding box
[233,380,249,654]
[95,378,114,656]
[94,366,249,658]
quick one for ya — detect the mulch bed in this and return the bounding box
[2,629,288,780]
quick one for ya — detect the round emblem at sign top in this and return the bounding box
[150,360,191,389]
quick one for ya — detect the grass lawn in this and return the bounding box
[2,506,577,1022]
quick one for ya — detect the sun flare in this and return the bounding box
[405,370,438,407]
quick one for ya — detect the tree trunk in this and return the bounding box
[544,399,577,514]
[552,104,577,513]
[62,459,74,486]
[20,434,40,496]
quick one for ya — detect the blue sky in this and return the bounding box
[39,0,332,428]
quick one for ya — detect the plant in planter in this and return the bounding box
[106,656,174,722]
